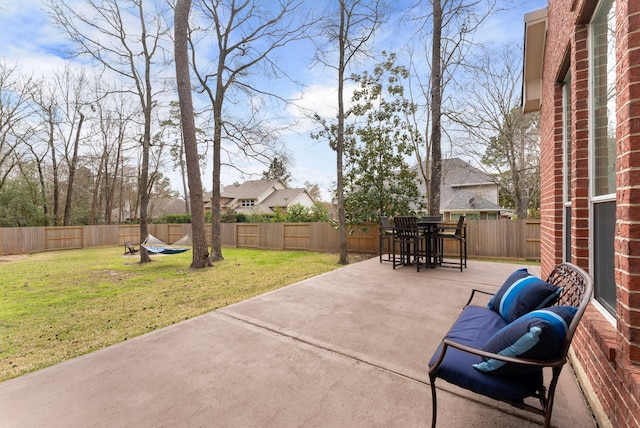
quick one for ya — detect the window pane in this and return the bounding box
[563,73,572,202]
[594,201,616,314]
[592,0,616,196]
[564,206,572,263]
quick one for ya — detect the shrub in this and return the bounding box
[154,213,191,224]
[286,203,311,222]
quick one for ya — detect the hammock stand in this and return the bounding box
[142,234,191,255]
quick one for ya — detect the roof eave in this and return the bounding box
[522,7,548,114]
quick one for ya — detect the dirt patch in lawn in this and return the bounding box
[0,254,28,263]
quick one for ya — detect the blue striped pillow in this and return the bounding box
[488,268,562,323]
[473,306,577,375]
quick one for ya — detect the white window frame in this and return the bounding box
[588,0,617,320]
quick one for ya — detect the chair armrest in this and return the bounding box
[428,336,566,377]
[436,225,457,232]
[464,289,495,306]
[436,224,466,237]
[442,338,566,368]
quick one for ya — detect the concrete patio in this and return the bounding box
[0,257,596,427]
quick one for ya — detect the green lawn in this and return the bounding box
[0,247,361,381]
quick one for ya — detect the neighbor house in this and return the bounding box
[523,0,640,426]
[416,158,505,220]
[208,179,315,215]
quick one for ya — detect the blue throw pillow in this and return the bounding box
[488,268,562,323]
[473,306,577,375]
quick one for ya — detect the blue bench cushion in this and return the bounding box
[488,268,563,323]
[473,306,577,375]
[429,306,542,402]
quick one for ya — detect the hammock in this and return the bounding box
[142,234,191,255]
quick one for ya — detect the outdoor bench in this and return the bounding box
[428,262,593,427]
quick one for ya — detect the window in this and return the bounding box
[241,199,255,207]
[590,0,616,315]
[451,212,478,221]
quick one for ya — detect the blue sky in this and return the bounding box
[1,0,547,200]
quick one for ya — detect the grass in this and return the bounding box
[0,247,366,382]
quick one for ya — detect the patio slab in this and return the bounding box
[0,257,596,427]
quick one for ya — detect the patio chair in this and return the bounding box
[434,215,466,271]
[392,216,427,271]
[378,216,395,263]
[427,262,594,427]
[124,241,138,255]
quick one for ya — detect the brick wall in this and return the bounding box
[539,0,640,426]
[615,0,640,368]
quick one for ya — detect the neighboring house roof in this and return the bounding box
[440,158,502,213]
[441,157,495,188]
[442,189,503,212]
[147,198,188,221]
[261,188,308,207]
[416,158,505,213]
[213,179,315,214]
[220,179,285,200]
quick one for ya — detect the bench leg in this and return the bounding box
[430,374,438,427]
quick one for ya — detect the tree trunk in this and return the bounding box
[180,139,190,214]
[209,38,226,263]
[336,1,349,265]
[429,0,443,217]
[90,151,105,225]
[63,112,84,226]
[175,0,212,268]
[48,105,60,226]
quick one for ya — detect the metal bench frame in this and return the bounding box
[428,263,594,427]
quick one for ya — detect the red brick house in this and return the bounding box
[523,1,640,426]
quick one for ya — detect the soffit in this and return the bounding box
[522,7,548,113]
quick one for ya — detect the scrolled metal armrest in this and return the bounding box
[440,338,566,368]
[464,289,495,306]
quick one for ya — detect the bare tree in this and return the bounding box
[49,0,171,262]
[31,80,61,225]
[87,85,138,225]
[63,110,85,226]
[313,0,385,264]
[22,131,51,225]
[189,0,315,262]
[175,0,212,268]
[41,66,93,226]
[452,46,540,219]
[0,63,33,192]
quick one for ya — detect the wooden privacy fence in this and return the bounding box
[0,220,540,261]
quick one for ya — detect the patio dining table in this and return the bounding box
[417,218,441,269]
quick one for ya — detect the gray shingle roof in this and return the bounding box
[415,158,505,212]
[441,158,495,187]
[261,188,307,207]
[442,189,503,212]
[220,179,280,199]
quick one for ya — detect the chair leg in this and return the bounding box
[543,366,562,428]
[463,239,467,268]
[430,375,438,428]
[392,239,398,269]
